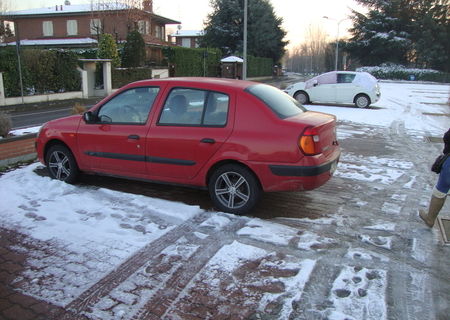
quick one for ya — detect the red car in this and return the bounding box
[36,78,340,214]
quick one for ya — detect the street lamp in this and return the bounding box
[243,0,248,80]
[323,16,348,71]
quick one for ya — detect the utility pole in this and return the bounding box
[14,21,24,104]
[242,0,247,80]
[323,16,348,71]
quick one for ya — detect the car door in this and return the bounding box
[76,86,160,178]
[307,72,337,103]
[147,87,234,180]
[335,73,357,103]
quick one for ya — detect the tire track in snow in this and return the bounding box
[62,212,215,318]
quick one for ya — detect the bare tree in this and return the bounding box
[89,0,145,41]
[285,24,329,74]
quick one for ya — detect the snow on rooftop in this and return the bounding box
[5,3,131,16]
[2,38,97,46]
[221,56,243,63]
[170,30,204,37]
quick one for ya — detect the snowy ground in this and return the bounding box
[0,81,449,319]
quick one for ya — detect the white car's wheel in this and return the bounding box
[354,94,370,108]
[294,91,309,104]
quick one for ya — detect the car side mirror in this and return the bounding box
[313,80,319,87]
[83,111,96,123]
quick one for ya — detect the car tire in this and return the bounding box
[46,144,79,183]
[294,91,309,104]
[354,94,370,108]
[208,164,261,215]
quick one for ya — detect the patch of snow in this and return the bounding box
[237,218,298,246]
[327,266,387,320]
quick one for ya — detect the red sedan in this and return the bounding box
[36,78,340,214]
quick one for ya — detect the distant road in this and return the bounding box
[10,107,74,130]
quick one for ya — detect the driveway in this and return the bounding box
[0,80,449,319]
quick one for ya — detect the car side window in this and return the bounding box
[159,88,229,127]
[337,73,356,84]
[97,87,159,124]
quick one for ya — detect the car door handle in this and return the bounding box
[128,135,140,140]
[201,138,215,144]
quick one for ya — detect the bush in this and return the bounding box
[0,47,32,97]
[0,112,12,138]
[54,50,81,92]
[163,47,222,77]
[0,48,81,96]
[122,30,146,67]
[98,33,120,67]
[247,55,273,77]
[112,67,152,88]
[71,102,87,115]
[357,63,449,82]
[22,49,57,93]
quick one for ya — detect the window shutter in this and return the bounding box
[67,20,78,36]
[43,21,53,36]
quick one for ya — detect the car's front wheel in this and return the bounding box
[208,164,261,215]
[46,144,79,183]
[294,91,309,104]
[354,94,371,108]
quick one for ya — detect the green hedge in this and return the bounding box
[163,47,222,77]
[0,47,81,97]
[112,67,152,88]
[247,55,273,77]
[357,64,449,83]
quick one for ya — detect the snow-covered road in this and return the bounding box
[0,81,449,319]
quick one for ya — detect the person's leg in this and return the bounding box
[419,187,447,227]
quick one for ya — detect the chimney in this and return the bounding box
[143,0,153,12]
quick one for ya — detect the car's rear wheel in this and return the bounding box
[294,91,309,104]
[46,144,79,183]
[208,164,261,215]
[354,94,370,108]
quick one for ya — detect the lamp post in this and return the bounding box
[243,0,248,80]
[323,16,347,71]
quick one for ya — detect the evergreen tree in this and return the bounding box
[121,30,146,67]
[200,0,287,63]
[347,0,449,71]
[97,33,120,67]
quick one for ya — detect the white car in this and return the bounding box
[284,71,381,108]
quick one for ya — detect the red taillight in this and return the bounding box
[299,127,321,155]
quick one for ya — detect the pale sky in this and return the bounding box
[11,0,364,50]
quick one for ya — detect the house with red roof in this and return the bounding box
[0,0,180,64]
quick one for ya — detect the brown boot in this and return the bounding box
[419,196,446,227]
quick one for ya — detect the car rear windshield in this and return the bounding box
[245,84,306,119]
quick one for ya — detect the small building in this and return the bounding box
[0,0,180,65]
[221,56,243,79]
[168,29,204,48]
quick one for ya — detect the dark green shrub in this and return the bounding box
[0,47,32,97]
[163,47,221,77]
[54,50,81,92]
[247,55,273,77]
[0,48,81,96]
[112,67,152,88]
[122,31,146,67]
[22,49,57,93]
[357,64,449,83]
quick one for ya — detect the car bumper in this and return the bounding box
[250,152,340,192]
